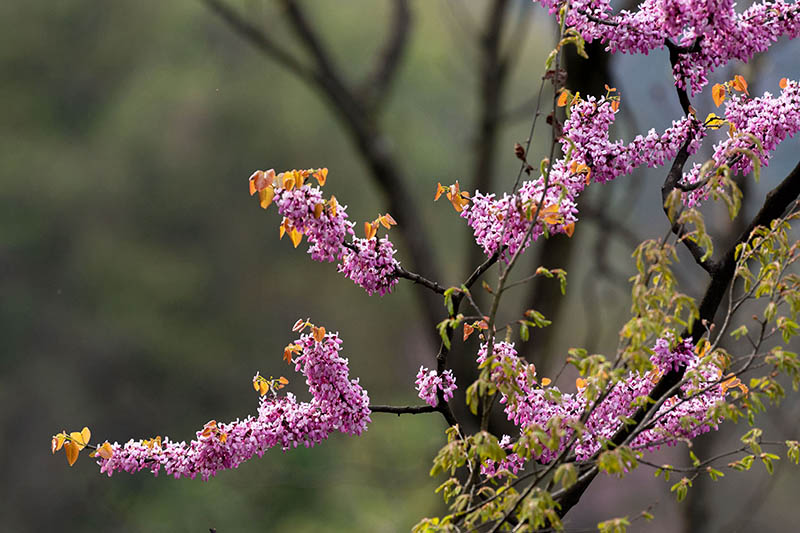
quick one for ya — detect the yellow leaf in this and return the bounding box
[329,196,338,217]
[96,442,114,460]
[258,381,269,396]
[289,228,303,248]
[219,432,228,444]
[541,377,552,386]
[70,427,90,450]
[712,83,726,107]
[258,186,275,209]
[282,173,296,191]
[575,378,586,390]
[52,432,66,454]
[64,441,80,466]
[279,218,288,239]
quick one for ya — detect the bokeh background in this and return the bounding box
[3,1,799,531]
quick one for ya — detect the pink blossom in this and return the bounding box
[415,367,457,407]
[95,329,370,481]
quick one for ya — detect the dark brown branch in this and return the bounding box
[661,134,715,273]
[202,0,313,82]
[359,0,412,112]
[394,266,446,295]
[369,404,437,415]
[556,159,800,518]
[665,39,699,115]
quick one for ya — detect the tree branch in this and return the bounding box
[369,404,437,415]
[359,0,412,112]
[201,0,313,82]
[660,135,715,273]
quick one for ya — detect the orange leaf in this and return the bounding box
[313,202,324,219]
[540,377,552,386]
[289,228,303,248]
[575,378,586,390]
[313,326,326,342]
[383,213,397,226]
[463,324,474,342]
[712,83,726,107]
[434,182,445,201]
[258,381,269,396]
[540,204,562,225]
[364,221,377,240]
[732,74,749,95]
[253,379,260,391]
[249,170,264,196]
[278,376,289,385]
[564,222,575,238]
[780,77,789,89]
[556,90,569,107]
[219,432,228,443]
[328,196,338,217]
[611,100,620,112]
[96,442,114,460]
[258,187,275,209]
[604,84,616,92]
[313,168,328,186]
[279,218,288,239]
[64,441,80,466]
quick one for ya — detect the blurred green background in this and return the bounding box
[3,1,799,531]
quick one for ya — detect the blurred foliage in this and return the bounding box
[0,1,550,531]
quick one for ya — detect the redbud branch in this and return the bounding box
[369,404,437,416]
[393,266,446,295]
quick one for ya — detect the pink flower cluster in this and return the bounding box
[684,80,800,206]
[95,329,370,481]
[338,237,400,296]
[461,96,702,261]
[274,185,354,262]
[415,366,457,407]
[479,336,726,473]
[534,1,800,93]
[269,180,400,295]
